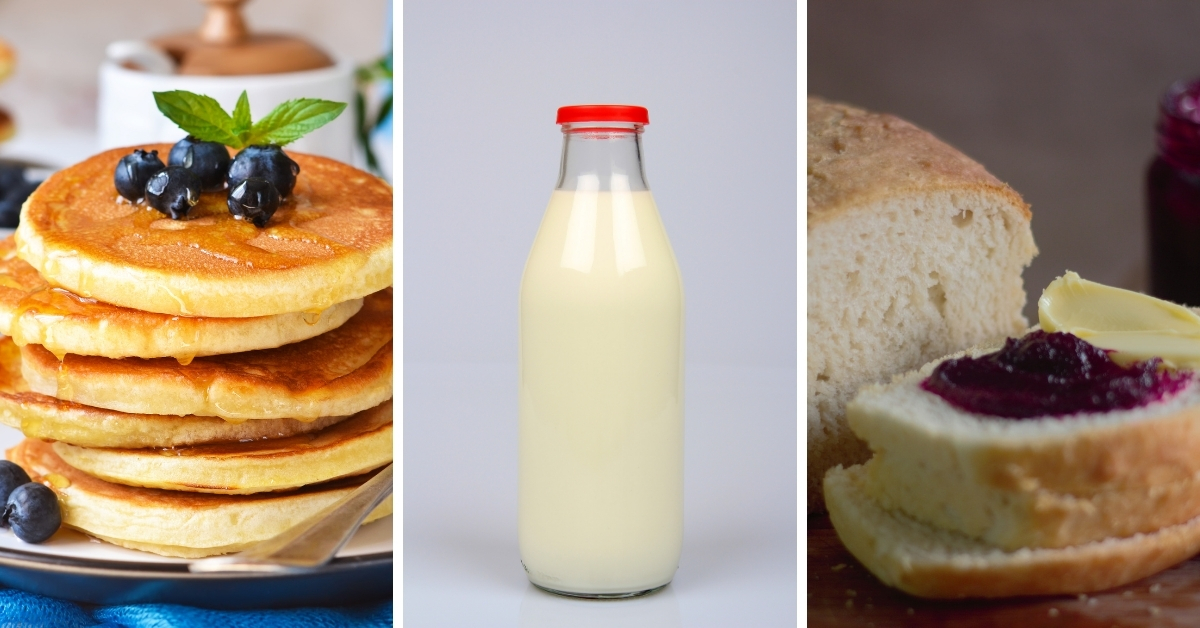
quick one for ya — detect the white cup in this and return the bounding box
[98,48,356,162]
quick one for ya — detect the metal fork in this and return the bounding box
[188,463,393,573]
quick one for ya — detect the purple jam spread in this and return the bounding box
[920,331,1191,419]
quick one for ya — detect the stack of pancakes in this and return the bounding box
[0,145,392,557]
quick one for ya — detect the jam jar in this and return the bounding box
[1147,78,1200,306]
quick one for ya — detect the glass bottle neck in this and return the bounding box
[555,122,649,191]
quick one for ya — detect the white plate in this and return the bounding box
[0,424,393,608]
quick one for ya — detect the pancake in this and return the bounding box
[0,336,347,448]
[8,439,391,558]
[15,144,392,318]
[54,400,392,494]
[0,237,363,360]
[22,289,392,420]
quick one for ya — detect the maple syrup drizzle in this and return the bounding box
[39,169,367,274]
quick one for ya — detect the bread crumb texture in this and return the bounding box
[807,96,1037,512]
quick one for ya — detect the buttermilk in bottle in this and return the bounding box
[518,105,684,597]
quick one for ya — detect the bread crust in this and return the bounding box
[807,96,1031,228]
[825,464,1200,598]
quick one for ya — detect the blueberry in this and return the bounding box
[0,461,30,505]
[114,149,166,202]
[0,179,38,228]
[3,482,60,543]
[145,166,201,220]
[227,145,299,199]
[227,177,281,227]
[169,136,231,192]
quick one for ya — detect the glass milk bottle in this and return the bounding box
[518,105,685,598]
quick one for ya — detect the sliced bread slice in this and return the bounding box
[807,96,1037,512]
[824,464,1200,598]
[847,344,1200,549]
[862,450,1200,551]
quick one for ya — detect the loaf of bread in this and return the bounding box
[807,96,1037,512]
[824,463,1200,598]
[849,343,1200,550]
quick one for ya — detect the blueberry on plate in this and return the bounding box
[3,482,60,543]
[0,461,30,505]
[0,179,39,229]
[114,149,166,202]
[227,145,299,199]
[169,135,231,192]
[227,177,281,227]
[145,166,201,220]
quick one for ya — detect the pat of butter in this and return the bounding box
[1039,271,1200,368]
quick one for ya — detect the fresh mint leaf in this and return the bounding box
[154,90,346,149]
[231,91,252,140]
[246,99,347,146]
[153,91,242,148]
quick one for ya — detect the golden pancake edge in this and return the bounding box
[0,335,349,447]
[0,235,363,360]
[15,144,392,318]
[54,400,393,494]
[21,289,392,420]
[10,439,392,558]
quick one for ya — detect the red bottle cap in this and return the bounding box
[556,105,649,125]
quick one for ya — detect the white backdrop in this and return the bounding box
[403,0,796,368]
[403,1,797,625]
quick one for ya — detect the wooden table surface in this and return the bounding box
[808,514,1200,627]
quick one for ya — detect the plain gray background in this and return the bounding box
[403,1,797,626]
[405,1,797,368]
[810,1,1200,319]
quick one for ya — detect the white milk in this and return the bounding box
[518,183,684,596]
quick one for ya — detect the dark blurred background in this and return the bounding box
[809,0,1200,319]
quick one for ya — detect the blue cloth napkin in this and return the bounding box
[0,588,392,627]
